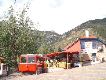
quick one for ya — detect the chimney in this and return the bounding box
[85,30,89,37]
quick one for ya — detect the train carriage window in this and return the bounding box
[3,65,6,70]
[28,57,35,63]
[21,57,26,63]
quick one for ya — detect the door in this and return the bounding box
[92,53,96,62]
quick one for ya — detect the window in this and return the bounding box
[92,53,96,57]
[92,53,96,62]
[92,41,97,49]
[21,57,26,63]
[81,41,85,49]
[28,57,35,63]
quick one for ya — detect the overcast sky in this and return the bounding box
[0,0,106,34]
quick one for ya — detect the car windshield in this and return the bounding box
[28,57,35,63]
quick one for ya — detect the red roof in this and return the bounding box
[64,40,81,53]
[46,52,61,57]
[80,35,97,39]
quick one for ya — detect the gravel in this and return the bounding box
[1,62,106,80]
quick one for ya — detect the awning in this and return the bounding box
[46,52,61,57]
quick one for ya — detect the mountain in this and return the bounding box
[35,30,62,54]
[33,18,106,53]
[41,31,62,45]
[53,18,106,51]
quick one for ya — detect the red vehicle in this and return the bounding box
[18,54,47,74]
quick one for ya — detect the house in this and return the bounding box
[45,31,106,68]
[64,31,106,66]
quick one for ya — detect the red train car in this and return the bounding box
[18,54,47,74]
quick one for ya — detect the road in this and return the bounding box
[1,62,106,80]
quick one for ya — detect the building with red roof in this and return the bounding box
[63,33,106,66]
[45,31,106,68]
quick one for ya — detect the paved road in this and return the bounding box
[1,62,106,80]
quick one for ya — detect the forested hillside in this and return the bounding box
[54,18,106,50]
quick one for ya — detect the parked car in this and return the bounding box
[74,62,82,67]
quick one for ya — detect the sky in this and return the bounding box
[0,0,106,34]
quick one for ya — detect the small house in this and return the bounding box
[64,30,106,66]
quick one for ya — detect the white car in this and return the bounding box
[74,62,82,67]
